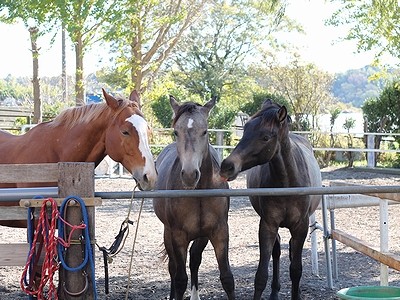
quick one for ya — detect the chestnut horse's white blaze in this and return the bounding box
[125,114,155,183]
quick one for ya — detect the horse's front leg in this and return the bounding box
[288,223,309,300]
[269,234,281,300]
[210,224,235,300]
[169,229,190,300]
[254,219,278,300]
[163,228,177,300]
[189,237,209,299]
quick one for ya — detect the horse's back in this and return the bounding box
[289,133,322,213]
[155,143,178,190]
[290,133,322,188]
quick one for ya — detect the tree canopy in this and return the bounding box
[328,0,400,63]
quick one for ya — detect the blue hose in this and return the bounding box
[58,195,97,299]
[26,196,44,300]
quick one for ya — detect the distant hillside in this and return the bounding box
[331,65,387,107]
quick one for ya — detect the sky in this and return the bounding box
[0,0,396,78]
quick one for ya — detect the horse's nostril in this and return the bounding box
[222,161,234,173]
[143,173,149,183]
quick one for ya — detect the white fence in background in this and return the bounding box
[96,129,400,177]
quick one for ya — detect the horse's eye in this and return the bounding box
[264,136,269,141]
[122,130,129,136]
[202,130,207,136]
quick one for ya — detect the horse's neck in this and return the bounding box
[56,122,108,164]
[270,138,301,186]
[198,146,220,187]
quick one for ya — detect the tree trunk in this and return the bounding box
[130,26,143,93]
[61,24,67,102]
[29,27,42,124]
[75,33,85,106]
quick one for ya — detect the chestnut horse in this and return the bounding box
[0,89,157,226]
[220,100,321,300]
[153,97,235,300]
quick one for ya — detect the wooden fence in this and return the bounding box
[0,162,99,300]
[0,106,32,131]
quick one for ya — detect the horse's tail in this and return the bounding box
[159,242,169,263]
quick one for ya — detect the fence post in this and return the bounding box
[367,134,375,168]
[57,162,95,300]
[216,130,224,160]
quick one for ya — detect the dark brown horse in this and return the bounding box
[220,100,321,300]
[0,89,157,228]
[153,96,235,300]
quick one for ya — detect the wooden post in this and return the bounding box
[216,131,224,161]
[367,134,375,168]
[57,162,95,300]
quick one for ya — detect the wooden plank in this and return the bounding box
[367,192,400,203]
[0,106,32,117]
[331,229,400,271]
[0,163,59,183]
[0,206,33,221]
[330,181,400,202]
[0,243,30,266]
[19,197,102,208]
[57,162,95,300]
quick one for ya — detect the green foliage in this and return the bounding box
[362,81,400,133]
[42,100,73,122]
[253,59,335,130]
[150,94,174,128]
[240,92,289,117]
[328,0,400,64]
[171,0,291,101]
[102,0,208,94]
[0,77,32,103]
[95,67,129,92]
[208,104,237,130]
[148,83,200,128]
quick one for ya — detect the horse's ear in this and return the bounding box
[203,97,216,114]
[277,105,287,123]
[102,88,119,109]
[261,99,273,109]
[129,90,141,109]
[169,95,180,116]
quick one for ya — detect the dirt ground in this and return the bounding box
[1,167,400,299]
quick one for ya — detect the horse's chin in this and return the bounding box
[181,179,198,190]
[219,171,239,182]
[133,177,152,191]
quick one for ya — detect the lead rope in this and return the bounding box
[125,186,145,300]
[96,184,144,297]
[20,198,60,299]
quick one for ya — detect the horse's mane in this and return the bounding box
[49,98,135,129]
[172,102,202,126]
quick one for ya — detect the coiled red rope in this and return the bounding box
[20,198,86,299]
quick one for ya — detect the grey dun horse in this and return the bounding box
[153,96,235,300]
[220,99,321,300]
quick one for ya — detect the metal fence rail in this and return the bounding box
[1,185,399,201]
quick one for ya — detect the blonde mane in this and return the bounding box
[49,98,135,129]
